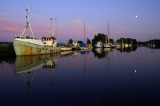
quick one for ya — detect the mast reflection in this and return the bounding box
[14,54,60,103]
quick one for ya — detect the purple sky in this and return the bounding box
[0,0,160,42]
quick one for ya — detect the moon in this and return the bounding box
[135,15,138,18]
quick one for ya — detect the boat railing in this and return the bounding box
[14,34,39,39]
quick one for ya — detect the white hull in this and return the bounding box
[60,47,72,51]
[104,44,111,48]
[94,44,103,48]
[13,38,61,56]
[95,48,103,53]
[125,44,129,48]
[116,44,121,48]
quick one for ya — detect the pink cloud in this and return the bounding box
[0,20,23,32]
[3,27,20,32]
[70,20,97,30]
[54,20,98,41]
[0,19,50,33]
[0,12,11,19]
[71,20,83,27]
[0,19,98,42]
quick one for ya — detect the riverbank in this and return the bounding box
[0,42,16,63]
[0,42,15,55]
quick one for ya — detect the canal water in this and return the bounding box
[0,47,160,106]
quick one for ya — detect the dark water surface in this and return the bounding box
[0,47,160,106]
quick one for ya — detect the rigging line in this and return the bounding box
[55,18,58,38]
[30,10,49,20]
[30,7,50,19]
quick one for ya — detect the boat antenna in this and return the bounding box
[21,7,34,38]
[50,17,56,37]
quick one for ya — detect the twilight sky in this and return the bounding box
[0,0,160,42]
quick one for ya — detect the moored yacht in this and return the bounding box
[95,41,103,48]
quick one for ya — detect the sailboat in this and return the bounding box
[121,34,125,48]
[13,8,61,56]
[111,28,116,48]
[104,20,111,48]
[115,34,121,48]
[80,23,88,50]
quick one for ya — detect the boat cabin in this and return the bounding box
[42,37,57,47]
[72,41,80,47]
[43,59,57,68]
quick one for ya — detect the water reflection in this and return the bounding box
[0,54,15,64]
[14,54,60,74]
[116,46,137,53]
[0,47,160,105]
[147,45,160,49]
[14,54,60,104]
[92,48,106,59]
[92,47,138,59]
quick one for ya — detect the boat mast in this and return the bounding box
[113,28,114,45]
[122,33,124,44]
[21,8,34,38]
[84,23,85,44]
[107,20,110,44]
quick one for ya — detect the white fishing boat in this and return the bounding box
[13,8,60,56]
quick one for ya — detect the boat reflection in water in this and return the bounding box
[92,46,138,59]
[14,54,60,74]
[43,58,57,68]
[116,46,137,53]
[14,53,61,103]
[92,48,107,59]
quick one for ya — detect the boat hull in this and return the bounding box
[80,47,88,50]
[13,39,61,56]
[104,44,111,48]
[60,47,72,51]
[94,45,103,48]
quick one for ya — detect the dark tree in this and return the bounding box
[78,41,83,45]
[68,39,73,44]
[87,38,91,44]
[92,33,106,45]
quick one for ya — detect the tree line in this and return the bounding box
[68,33,137,45]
